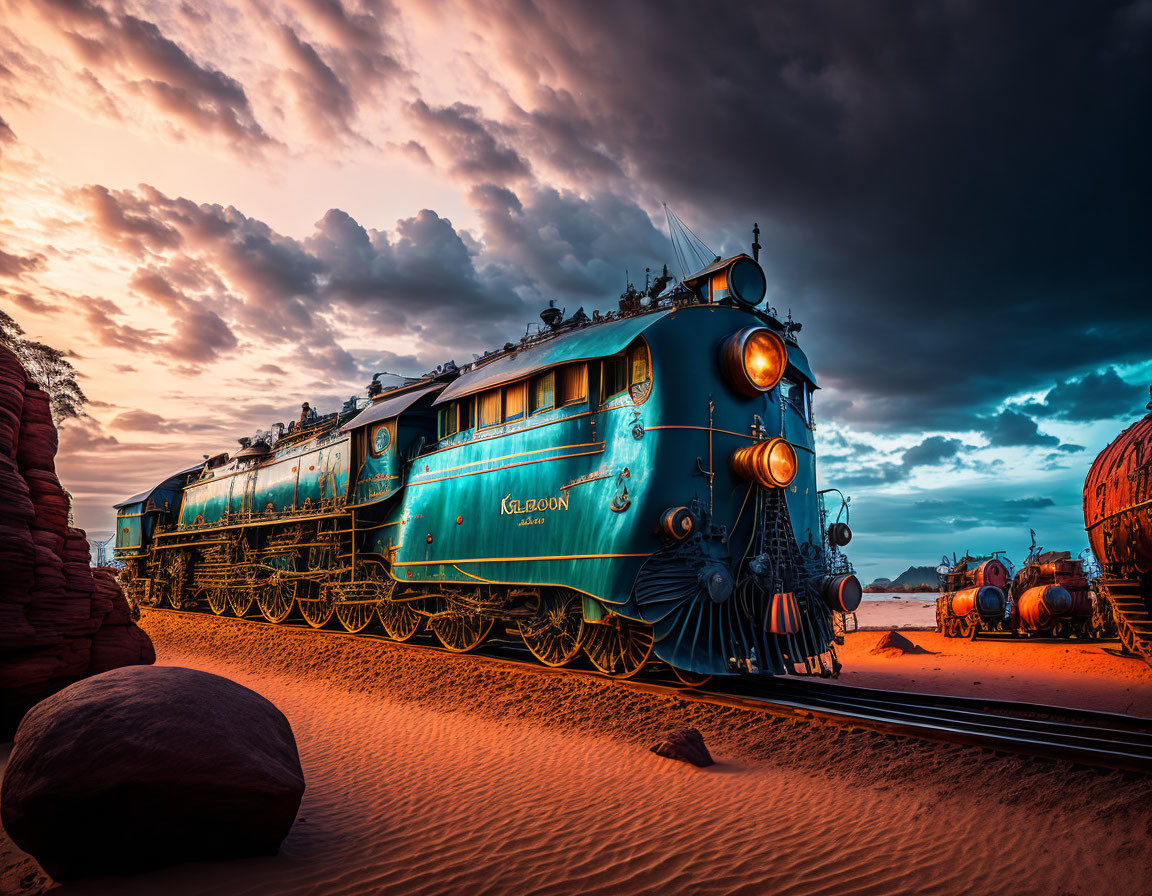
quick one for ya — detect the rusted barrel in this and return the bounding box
[949,585,1005,619]
[973,558,1009,590]
[1016,585,1074,630]
[1083,402,1152,575]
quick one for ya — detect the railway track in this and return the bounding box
[142,606,1152,775]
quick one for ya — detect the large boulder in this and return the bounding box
[1,666,305,880]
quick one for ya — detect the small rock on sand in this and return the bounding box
[650,727,713,767]
[870,630,929,657]
[0,665,305,880]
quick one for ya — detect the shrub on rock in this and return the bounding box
[1,665,305,880]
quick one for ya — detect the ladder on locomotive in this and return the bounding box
[1098,576,1152,668]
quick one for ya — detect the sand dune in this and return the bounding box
[3,611,1150,895]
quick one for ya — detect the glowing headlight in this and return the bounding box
[720,327,787,396]
[731,437,797,488]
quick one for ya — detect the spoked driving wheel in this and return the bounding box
[583,617,654,678]
[228,588,255,618]
[431,612,493,652]
[335,601,375,633]
[518,593,585,667]
[378,600,423,641]
[298,591,334,628]
[257,577,295,623]
[205,588,229,615]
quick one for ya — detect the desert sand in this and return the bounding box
[854,594,938,630]
[2,610,1150,896]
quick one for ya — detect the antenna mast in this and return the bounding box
[663,204,715,279]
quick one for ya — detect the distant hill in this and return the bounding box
[865,566,939,593]
[891,566,938,587]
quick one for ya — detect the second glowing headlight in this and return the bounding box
[731,437,797,488]
[719,326,788,396]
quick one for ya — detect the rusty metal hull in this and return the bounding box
[1083,410,1152,577]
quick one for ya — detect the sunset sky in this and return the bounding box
[1,0,1149,581]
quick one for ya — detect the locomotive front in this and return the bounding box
[614,259,861,678]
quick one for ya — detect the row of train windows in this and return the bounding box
[436,342,651,441]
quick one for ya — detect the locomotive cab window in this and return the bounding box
[530,370,555,414]
[478,388,503,428]
[602,356,628,400]
[437,405,458,441]
[603,339,652,402]
[780,379,812,425]
[458,397,475,431]
[504,381,527,423]
[556,363,588,407]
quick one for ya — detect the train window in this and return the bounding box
[628,341,650,386]
[530,371,554,414]
[478,388,503,428]
[458,397,475,431]
[504,381,527,423]
[781,379,812,425]
[556,363,588,406]
[601,356,628,400]
[437,405,456,441]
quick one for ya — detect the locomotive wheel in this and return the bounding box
[672,667,712,687]
[228,588,255,618]
[335,601,375,633]
[378,600,423,641]
[257,579,295,624]
[517,593,585,667]
[298,596,334,628]
[583,618,654,679]
[1050,621,1069,639]
[431,612,493,652]
[965,616,979,640]
[206,588,229,616]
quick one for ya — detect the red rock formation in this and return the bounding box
[0,345,154,733]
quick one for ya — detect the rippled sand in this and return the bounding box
[3,611,1150,895]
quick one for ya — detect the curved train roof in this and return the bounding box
[435,310,672,406]
[341,383,444,432]
[114,463,204,510]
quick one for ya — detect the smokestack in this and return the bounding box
[752,222,761,262]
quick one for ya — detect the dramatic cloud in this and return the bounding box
[39,0,273,147]
[983,409,1061,448]
[0,250,46,278]
[2,0,1147,575]
[1023,367,1149,422]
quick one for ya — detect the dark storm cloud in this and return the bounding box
[833,435,968,486]
[460,0,1152,432]
[40,0,271,146]
[982,408,1060,448]
[469,182,671,299]
[1023,366,1149,422]
[409,100,532,181]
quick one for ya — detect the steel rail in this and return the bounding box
[140,606,1152,774]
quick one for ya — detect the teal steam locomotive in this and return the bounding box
[113,233,860,682]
